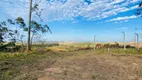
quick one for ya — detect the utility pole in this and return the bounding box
[134,34,137,47]
[135,33,139,51]
[94,35,96,50]
[134,28,137,48]
[27,0,33,51]
[122,31,126,50]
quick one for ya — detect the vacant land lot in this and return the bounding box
[38,50,142,80]
[0,45,142,80]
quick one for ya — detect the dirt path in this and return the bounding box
[36,51,142,80]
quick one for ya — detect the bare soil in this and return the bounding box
[36,50,142,80]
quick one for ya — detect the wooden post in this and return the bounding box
[135,33,139,51]
[135,34,137,47]
[134,28,136,47]
[108,48,110,53]
[94,35,96,50]
[122,31,126,50]
[27,0,32,51]
[138,34,139,51]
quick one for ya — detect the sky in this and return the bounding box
[0,0,142,42]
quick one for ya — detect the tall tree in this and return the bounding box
[27,0,33,51]
[27,0,48,51]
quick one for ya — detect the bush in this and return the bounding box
[0,42,21,52]
[126,45,135,48]
[47,43,59,47]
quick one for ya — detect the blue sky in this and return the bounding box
[0,0,142,42]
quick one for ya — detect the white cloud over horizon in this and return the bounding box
[0,0,141,22]
[106,15,139,22]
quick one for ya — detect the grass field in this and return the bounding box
[0,43,142,80]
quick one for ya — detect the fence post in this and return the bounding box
[108,47,110,53]
[94,35,96,50]
[135,33,139,51]
[135,34,137,47]
[122,31,126,50]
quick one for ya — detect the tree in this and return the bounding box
[0,21,8,44]
[5,16,51,46]
[135,2,142,50]
[7,17,26,45]
[23,20,52,45]
[0,20,23,44]
[27,0,48,51]
[136,1,142,16]
[27,0,33,51]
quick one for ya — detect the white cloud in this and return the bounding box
[0,0,141,22]
[113,27,129,32]
[106,15,138,22]
[121,27,128,30]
